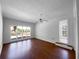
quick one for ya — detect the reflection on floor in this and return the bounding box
[0,38,75,59]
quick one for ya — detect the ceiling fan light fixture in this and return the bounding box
[38,13,48,23]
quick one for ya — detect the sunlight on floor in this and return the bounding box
[7,40,32,59]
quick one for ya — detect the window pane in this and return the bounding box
[16,26,23,38]
[23,26,31,37]
[10,26,17,39]
[26,27,31,36]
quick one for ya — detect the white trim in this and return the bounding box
[55,43,73,50]
[73,0,78,59]
[36,37,74,50]
[36,37,56,44]
[0,44,3,55]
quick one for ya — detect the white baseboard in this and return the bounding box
[55,43,73,50]
[0,44,2,55]
[36,37,74,50]
[35,37,56,44]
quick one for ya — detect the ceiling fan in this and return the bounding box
[38,13,48,23]
[39,18,47,22]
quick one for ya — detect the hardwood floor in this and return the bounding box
[0,38,75,59]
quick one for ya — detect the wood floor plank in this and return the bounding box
[0,38,75,59]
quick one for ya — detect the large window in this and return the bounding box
[10,26,31,39]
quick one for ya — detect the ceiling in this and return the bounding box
[2,0,73,23]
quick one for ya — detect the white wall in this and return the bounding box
[36,16,76,48]
[0,4,3,54]
[3,17,35,43]
[36,19,59,43]
[35,0,76,49]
